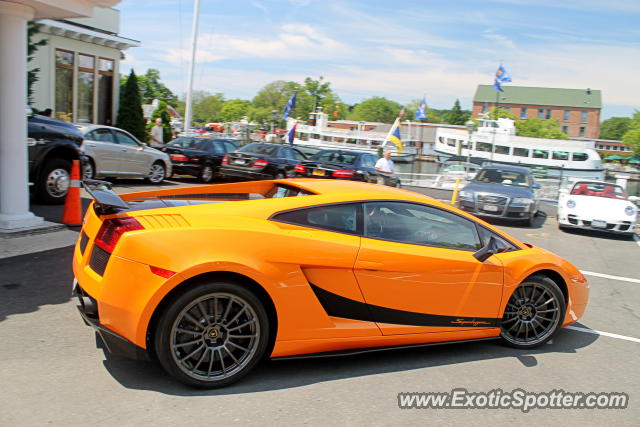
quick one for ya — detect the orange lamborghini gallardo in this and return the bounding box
[73,179,589,388]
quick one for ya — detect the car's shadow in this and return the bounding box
[101,325,597,396]
[557,227,637,241]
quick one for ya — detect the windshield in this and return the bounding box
[474,168,530,186]
[238,144,278,156]
[311,151,358,165]
[167,138,206,150]
[570,182,627,199]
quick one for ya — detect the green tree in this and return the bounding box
[190,91,225,124]
[27,21,48,105]
[147,101,172,142]
[116,70,147,141]
[445,99,470,125]
[599,117,632,140]
[218,99,250,122]
[348,97,402,123]
[246,106,273,128]
[515,117,568,139]
[122,68,179,107]
[621,111,640,155]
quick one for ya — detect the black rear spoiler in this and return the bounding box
[83,179,129,214]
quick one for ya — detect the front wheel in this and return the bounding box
[35,158,71,204]
[500,275,565,349]
[146,162,166,184]
[155,281,270,388]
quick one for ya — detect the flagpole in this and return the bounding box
[183,0,201,135]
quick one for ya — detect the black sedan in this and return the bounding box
[457,165,541,226]
[219,143,308,180]
[163,137,238,182]
[294,149,401,187]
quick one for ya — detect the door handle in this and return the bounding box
[120,149,127,152]
[355,260,384,270]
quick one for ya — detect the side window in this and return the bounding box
[87,128,115,143]
[271,203,360,234]
[223,141,237,153]
[364,201,481,250]
[281,147,296,160]
[210,142,225,154]
[293,149,307,161]
[361,155,376,168]
[114,131,140,147]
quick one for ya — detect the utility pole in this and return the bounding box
[183,0,201,134]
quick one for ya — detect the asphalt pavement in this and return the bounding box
[0,177,638,426]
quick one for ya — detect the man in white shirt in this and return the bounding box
[150,118,164,146]
[375,150,394,174]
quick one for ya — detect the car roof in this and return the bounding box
[480,164,531,174]
[314,149,368,156]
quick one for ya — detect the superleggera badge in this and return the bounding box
[451,319,492,327]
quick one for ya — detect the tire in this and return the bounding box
[199,164,215,183]
[146,161,166,184]
[500,275,566,349]
[154,281,270,388]
[35,158,71,204]
[83,158,95,180]
[522,213,534,227]
[273,172,285,180]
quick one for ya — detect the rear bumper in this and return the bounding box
[557,216,636,234]
[219,166,272,180]
[171,163,202,176]
[72,279,149,361]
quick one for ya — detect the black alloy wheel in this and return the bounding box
[500,275,565,349]
[155,281,270,388]
[36,158,71,204]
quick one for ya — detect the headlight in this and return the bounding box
[512,198,533,204]
[567,199,576,208]
[459,190,473,199]
[626,206,636,216]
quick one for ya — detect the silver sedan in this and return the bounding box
[76,124,172,184]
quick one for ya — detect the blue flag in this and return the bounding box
[493,65,512,92]
[415,97,427,120]
[282,92,297,120]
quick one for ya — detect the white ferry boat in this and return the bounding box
[289,112,418,162]
[434,118,604,179]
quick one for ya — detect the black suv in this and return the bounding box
[27,109,85,204]
[294,149,401,187]
[219,143,308,180]
[457,165,541,226]
[163,137,238,182]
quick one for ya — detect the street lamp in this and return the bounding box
[465,119,476,173]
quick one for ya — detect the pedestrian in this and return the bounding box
[150,118,164,147]
[375,149,395,185]
[41,108,52,117]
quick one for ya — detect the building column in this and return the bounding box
[0,1,43,230]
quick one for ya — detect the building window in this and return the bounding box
[533,150,549,159]
[97,58,114,125]
[572,152,588,161]
[563,110,571,121]
[494,145,510,155]
[520,108,527,119]
[513,147,530,157]
[538,108,544,119]
[55,49,74,121]
[477,142,493,152]
[579,126,586,137]
[562,125,568,134]
[482,103,487,113]
[76,54,95,123]
[552,151,569,160]
[545,108,551,120]
[503,106,510,111]
[581,111,588,122]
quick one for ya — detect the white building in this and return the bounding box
[30,6,139,124]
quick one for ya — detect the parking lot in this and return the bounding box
[1,177,638,425]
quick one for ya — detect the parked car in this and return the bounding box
[219,143,307,180]
[294,149,401,187]
[76,124,171,184]
[74,178,589,388]
[27,108,85,204]
[163,137,238,182]
[457,165,540,226]
[557,180,638,235]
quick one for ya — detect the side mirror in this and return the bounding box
[532,183,541,189]
[473,236,500,262]
[465,176,472,181]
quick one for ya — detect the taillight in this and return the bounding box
[252,159,269,168]
[294,164,306,173]
[94,217,144,253]
[171,154,188,161]
[332,169,355,178]
[222,155,229,165]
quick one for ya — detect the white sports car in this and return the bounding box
[557,180,638,235]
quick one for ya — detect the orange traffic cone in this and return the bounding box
[62,159,82,226]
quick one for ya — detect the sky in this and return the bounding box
[117,0,640,119]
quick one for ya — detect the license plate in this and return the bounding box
[312,169,325,176]
[483,204,499,212]
[591,220,607,228]
[233,159,245,165]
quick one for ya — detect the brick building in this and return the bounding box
[472,85,601,139]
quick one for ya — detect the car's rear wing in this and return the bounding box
[83,179,129,214]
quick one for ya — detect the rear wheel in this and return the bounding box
[155,281,269,388]
[199,164,215,183]
[35,158,71,204]
[500,275,565,349]
[146,161,166,184]
[83,158,95,180]
[273,172,285,180]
